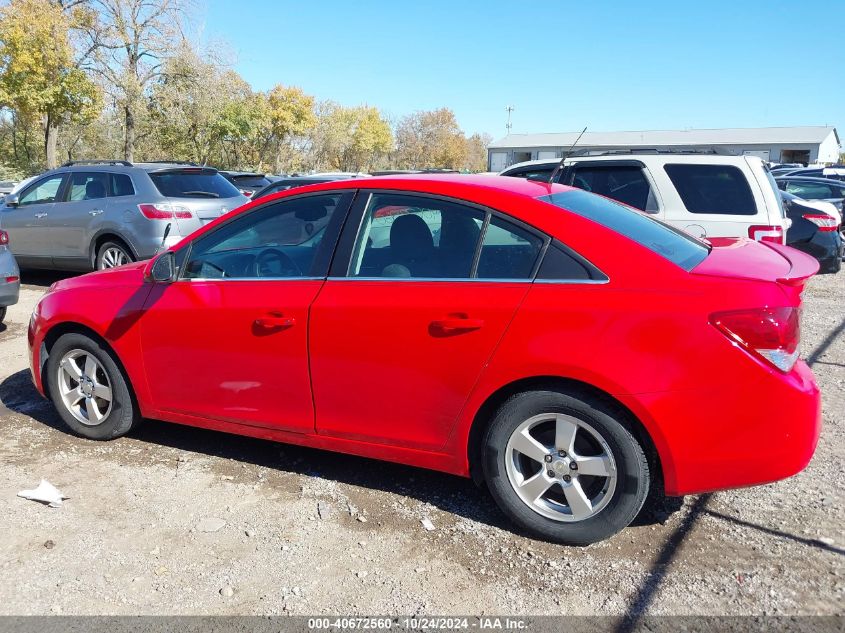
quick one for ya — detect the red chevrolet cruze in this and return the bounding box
[27,175,821,544]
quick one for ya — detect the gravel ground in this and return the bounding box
[0,271,842,616]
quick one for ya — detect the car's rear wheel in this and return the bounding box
[0,306,6,324]
[96,241,134,270]
[46,333,139,440]
[482,388,650,545]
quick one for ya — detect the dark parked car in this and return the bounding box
[781,191,841,273]
[775,176,845,215]
[218,171,274,198]
[251,175,358,200]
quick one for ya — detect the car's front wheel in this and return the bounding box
[482,388,650,545]
[46,333,139,440]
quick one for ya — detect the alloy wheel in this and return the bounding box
[56,349,113,425]
[504,413,617,522]
[100,247,129,269]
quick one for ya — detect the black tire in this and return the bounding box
[95,240,134,270]
[46,333,140,440]
[482,388,650,545]
[0,306,6,324]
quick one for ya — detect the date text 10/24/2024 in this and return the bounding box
[307,617,529,630]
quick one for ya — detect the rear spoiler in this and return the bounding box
[763,242,820,287]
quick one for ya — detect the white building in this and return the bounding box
[488,126,841,171]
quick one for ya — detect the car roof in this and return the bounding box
[270,173,564,199]
[775,175,843,184]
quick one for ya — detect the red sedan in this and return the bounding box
[27,175,821,545]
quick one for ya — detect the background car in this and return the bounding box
[28,175,820,546]
[0,160,249,271]
[501,152,789,243]
[775,176,845,209]
[251,174,360,200]
[0,229,20,324]
[218,171,275,198]
[781,191,841,273]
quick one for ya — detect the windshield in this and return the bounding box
[149,170,242,199]
[539,189,710,271]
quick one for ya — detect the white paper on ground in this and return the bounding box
[17,479,68,508]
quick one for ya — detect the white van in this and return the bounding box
[500,152,790,243]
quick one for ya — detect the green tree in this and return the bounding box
[0,0,101,168]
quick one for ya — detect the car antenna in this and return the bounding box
[548,126,587,185]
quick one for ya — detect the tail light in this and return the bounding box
[0,230,8,245]
[802,213,838,232]
[5,276,18,283]
[710,306,801,373]
[138,203,192,220]
[748,225,785,244]
[239,189,254,197]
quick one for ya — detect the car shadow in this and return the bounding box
[0,367,678,538]
[19,269,78,289]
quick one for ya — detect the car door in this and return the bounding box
[49,171,110,265]
[0,173,67,265]
[310,191,546,451]
[139,191,354,432]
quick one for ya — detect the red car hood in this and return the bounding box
[51,261,148,292]
[693,237,819,289]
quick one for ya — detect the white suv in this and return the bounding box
[500,151,789,243]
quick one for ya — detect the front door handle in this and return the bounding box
[254,311,296,331]
[89,209,104,216]
[430,314,484,334]
[34,212,48,219]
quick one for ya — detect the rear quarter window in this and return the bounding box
[540,189,709,271]
[664,164,757,215]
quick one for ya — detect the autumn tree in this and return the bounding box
[0,0,101,168]
[464,132,492,172]
[309,102,392,172]
[394,108,468,170]
[82,0,188,161]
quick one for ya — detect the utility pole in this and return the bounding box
[505,106,514,133]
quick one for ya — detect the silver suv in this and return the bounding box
[0,160,249,271]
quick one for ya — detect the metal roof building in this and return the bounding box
[487,126,841,171]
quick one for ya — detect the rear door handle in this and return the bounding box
[34,213,48,219]
[254,311,296,331]
[89,209,104,216]
[430,314,484,333]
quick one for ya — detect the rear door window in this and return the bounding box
[149,170,242,199]
[476,216,543,279]
[539,189,709,270]
[568,165,658,212]
[664,164,756,215]
[66,172,109,201]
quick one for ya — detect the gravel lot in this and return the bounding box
[0,271,842,617]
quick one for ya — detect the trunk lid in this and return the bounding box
[167,195,247,235]
[693,237,819,289]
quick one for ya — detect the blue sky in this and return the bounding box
[201,1,845,142]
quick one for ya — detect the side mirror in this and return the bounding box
[148,251,176,283]
[4,193,19,207]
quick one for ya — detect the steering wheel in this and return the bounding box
[253,248,302,278]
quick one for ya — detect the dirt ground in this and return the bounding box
[0,270,842,617]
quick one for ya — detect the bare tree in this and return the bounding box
[81,0,188,161]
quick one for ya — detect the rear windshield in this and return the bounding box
[230,175,272,188]
[149,170,241,199]
[539,189,710,271]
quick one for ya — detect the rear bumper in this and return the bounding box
[619,360,821,496]
[0,250,20,307]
